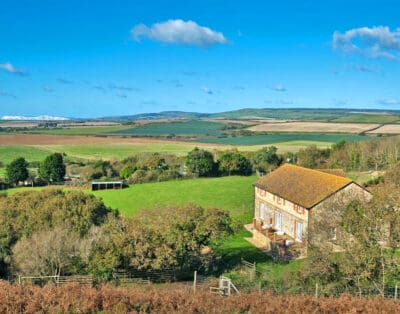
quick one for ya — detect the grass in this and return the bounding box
[190,133,371,146]
[93,176,256,222]
[113,120,226,136]
[0,146,52,164]
[332,114,400,124]
[41,142,223,159]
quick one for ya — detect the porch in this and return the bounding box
[244,220,306,260]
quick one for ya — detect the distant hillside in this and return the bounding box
[100,111,209,121]
[100,108,400,122]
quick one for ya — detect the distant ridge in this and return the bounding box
[99,108,400,122]
[1,115,70,121]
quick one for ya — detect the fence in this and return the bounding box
[18,275,94,287]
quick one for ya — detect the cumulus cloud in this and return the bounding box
[270,84,287,92]
[200,86,213,94]
[132,19,228,47]
[333,26,400,59]
[377,99,400,105]
[0,62,27,75]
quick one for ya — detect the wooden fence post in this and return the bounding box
[395,285,398,300]
[315,283,318,299]
[193,271,197,294]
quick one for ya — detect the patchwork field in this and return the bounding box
[248,122,379,133]
[191,133,371,146]
[367,124,400,134]
[332,113,400,124]
[113,120,226,136]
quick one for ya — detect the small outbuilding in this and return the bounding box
[91,181,123,191]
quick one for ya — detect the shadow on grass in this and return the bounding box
[212,228,273,273]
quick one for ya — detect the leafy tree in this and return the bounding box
[5,157,29,185]
[252,146,282,174]
[218,151,252,176]
[300,186,400,295]
[38,153,66,183]
[89,205,232,277]
[119,164,137,179]
[296,145,329,168]
[0,189,115,277]
[185,148,216,177]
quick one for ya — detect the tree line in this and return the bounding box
[0,189,232,279]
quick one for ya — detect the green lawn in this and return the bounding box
[190,133,371,146]
[94,176,256,222]
[113,120,226,136]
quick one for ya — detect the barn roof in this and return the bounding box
[254,164,353,209]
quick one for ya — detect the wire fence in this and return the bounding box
[14,259,400,300]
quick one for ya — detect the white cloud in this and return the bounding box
[270,84,287,92]
[377,99,400,105]
[132,19,228,47]
[0,62,26,75]
[333,26,400,59]
[200,86,213,94]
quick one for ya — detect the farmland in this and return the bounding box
[191,132,371,146]
[93,175,256,222]
[247,121,379,133]
[332,113,400,123]
[113,120,226,136]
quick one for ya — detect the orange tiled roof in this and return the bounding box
[254,164,352,209]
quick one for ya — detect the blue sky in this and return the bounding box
[1,0,400,118]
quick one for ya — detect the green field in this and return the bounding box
[190,133,371,146]
[332,114,400,124]
[0,146,52,164]
[94,176,256,222]
[113,120,226,136]
[40,142,223,159]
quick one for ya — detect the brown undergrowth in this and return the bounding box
[0,281,398,313]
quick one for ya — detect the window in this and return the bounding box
[295,222,303,242]
[274,211,282,230]
[259,203,265,220]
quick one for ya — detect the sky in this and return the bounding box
[1,0,400,118]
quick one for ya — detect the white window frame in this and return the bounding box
[259,203,265,220]
[295,221,303,242]
[274,211,282,231]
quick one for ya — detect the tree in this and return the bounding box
[185,148,216,177]
[218,151,252,176]
[12,227,84,276]
[38,153,66,183]
[0,189,115,277]
[296,145,329,169]
[6,157,28,186]
[88,205,232,277]
[252,146,282,174]
[300,187,400,295]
